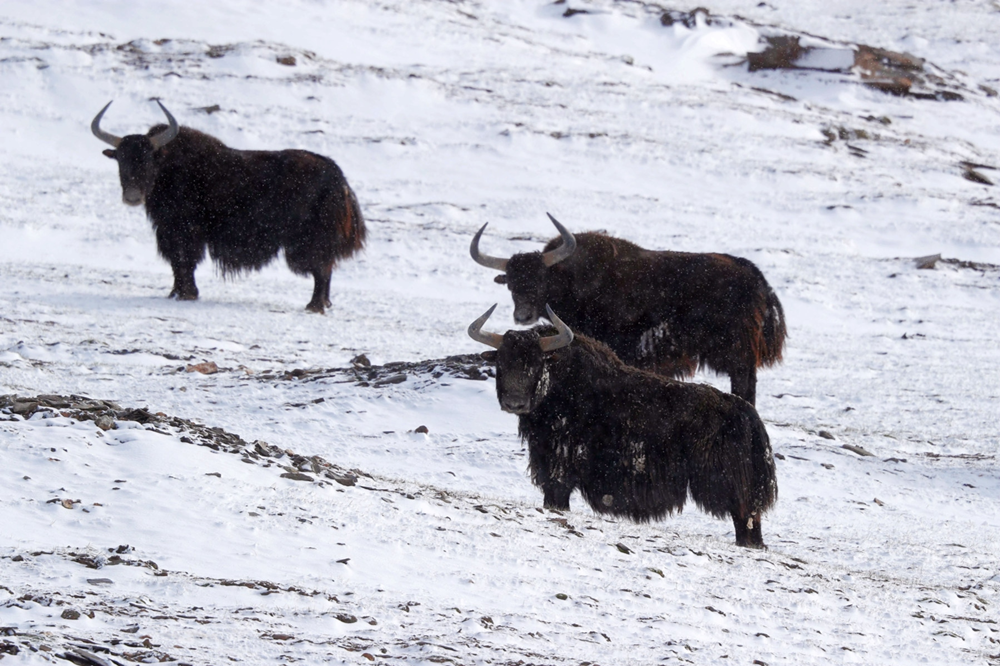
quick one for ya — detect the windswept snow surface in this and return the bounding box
[1,1,999,664]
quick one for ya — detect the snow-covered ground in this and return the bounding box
[1,1,998,664]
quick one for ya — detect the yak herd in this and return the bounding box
[92,101,784,548]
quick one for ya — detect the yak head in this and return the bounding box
[91,100,179,207]
[470,213,577,325]
[468,303,574,415]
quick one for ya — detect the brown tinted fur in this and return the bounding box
[503,231,786,405]
[495,327,779,548]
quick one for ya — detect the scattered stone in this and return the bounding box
[186,361,219,375]
[555,593,569,600]
[351,353,371,368]
[747,35,803,71]
[414,425,429,434]
[963,168,994,186]
[818,430,836,440]
[280,472,314,482]
[276,55,296,66]
[914,253,941,270]
[195,104,221,114]
[615,543,633,555]
[336,613,358,624]
[842,444,875,457]
[11,401,38,416]
[94,415,116,431]
[60,609,81,620]
[86,578,114,586]
[373,373,407,387]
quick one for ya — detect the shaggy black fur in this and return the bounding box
[102,124,365,313]
[487,327,778,548]
[489,228,786,405]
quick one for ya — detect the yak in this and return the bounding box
[92,100,365,313]
[470,214,786,405]
[468,303,778,548]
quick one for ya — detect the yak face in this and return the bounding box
[103,135,160,207]
[504,252,549,325]
[468,303,573,415]
[92,100,179,207]
[493,329,552,415]
[470,214,577,325]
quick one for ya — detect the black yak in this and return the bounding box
[92,100,365,313]
[468,304,778,548]
[470,214,786,405]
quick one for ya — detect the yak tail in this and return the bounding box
[687,401,778,521]
[736,257,786,369]
[334,183,366,259]
[757,283,786,368]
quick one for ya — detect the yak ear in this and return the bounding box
[493,274,508,285]
[102,149,117,159]
[480,350,497,362]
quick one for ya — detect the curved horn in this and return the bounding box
[468,304,505,349]
[91,101,122,148]
[470,223,509,272]
[149,99,179,149]
[539,305,574,352]
[540,213,577,267]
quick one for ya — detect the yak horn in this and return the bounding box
[540,213,577,267]
[468,304,505,349]
[149,99,179,149]
[539,305,574,352]
[91,101,122,148]
[470,223,509,272]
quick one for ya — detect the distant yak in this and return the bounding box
[471,214,786,405]
[92,100,365,313]
[469,304,778,548]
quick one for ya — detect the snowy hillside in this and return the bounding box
[1,1,999,664]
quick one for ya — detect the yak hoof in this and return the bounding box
[305,303,326,314]
[168,290,198,301]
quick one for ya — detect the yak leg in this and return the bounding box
[730,365,757,406]
[168,261,199,301]
[541,481,573,511]
[305,264,333,314]
[158,230,203,301]
[731,509,765,549]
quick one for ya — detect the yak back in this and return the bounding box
[519,331,776,522]
[540,232,785,373]
[143,125,364,275]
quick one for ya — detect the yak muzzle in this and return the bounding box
[513,306,540,326]
[122,188,145,207]
[500,395,533,415]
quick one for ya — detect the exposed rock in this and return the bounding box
[280,472,315,482]
[746,33,967,101]
[186,361,220,375]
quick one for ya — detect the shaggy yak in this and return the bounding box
[469,303,778,548]
[92,100,365,313]
[470,214,786,405]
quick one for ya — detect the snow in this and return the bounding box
[1,0,999,664]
